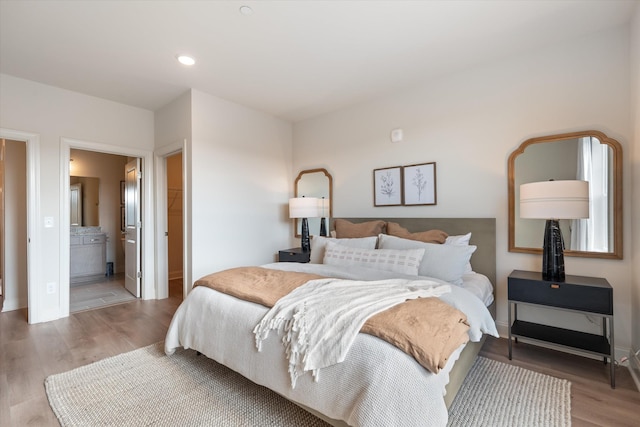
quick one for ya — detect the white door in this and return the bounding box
[0,139,4,311]
[124,159,141,297]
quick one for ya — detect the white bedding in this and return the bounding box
[165,263,498,426]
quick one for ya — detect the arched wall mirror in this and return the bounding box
[294,168,333,238]
[508,130,622,259]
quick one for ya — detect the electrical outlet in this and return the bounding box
[46,282,56,294]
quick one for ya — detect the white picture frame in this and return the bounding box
[403,162,436,206]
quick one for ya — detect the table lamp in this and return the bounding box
[317,197,330,237]
[520,180,589,281]
[289,196,319,252]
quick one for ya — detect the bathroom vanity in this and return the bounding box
[70,227,107,285]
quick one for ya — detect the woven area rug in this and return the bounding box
[448,356,571,427]
[46,342,571,426]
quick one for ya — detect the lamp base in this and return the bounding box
[542,219,565,281]
[320,217,327,237]
[301,218,310,252]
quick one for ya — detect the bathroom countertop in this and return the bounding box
[70,226,103,235]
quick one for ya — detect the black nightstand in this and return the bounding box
[508,269,615,388]
[278,247,310,263]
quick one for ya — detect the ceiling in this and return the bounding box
[1,0,637,122]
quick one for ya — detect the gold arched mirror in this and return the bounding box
[508,130,622,259]
[294,168,333,237]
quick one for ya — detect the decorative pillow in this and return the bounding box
[378,234,476,285]
[386,222,448,244]
[334,219,386,238]
[309,236,378,264]
[444,232,473,273]
[323,240,425,276]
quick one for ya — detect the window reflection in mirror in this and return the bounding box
[70,176,99,226]
[294,169,333,238]
[508,130,622,259]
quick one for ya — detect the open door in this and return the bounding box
[124,158,141,297]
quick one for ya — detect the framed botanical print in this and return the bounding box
[403,162,436,205]
[373,166,402,206]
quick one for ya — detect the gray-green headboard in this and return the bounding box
[332,218,496,286]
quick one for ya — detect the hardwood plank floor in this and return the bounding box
[1,283,637,426]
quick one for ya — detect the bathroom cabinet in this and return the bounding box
[70,233,106,285]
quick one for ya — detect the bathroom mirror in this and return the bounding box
[508,130,622,259]
[70,176,100,226]
[294,168,333,238]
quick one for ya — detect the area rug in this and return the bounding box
[447,356,571,427]
[46,342,571,426]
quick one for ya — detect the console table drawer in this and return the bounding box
[508,270,612,315]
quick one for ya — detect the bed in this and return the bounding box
[165,218,498,426]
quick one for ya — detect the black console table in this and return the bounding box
[508,269,615,388]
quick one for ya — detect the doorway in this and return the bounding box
[61,137,155,319]
[68,149,139,312]
[0,139,28,313]
[154,140,189,301]
[166,152,183,298]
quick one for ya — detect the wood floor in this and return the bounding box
[1,282,638,426]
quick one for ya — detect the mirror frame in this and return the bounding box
[294,168,333,238]
[508,130,622,259]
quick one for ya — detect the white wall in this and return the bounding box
[293,26,634,356]
[0,74,154,322]
[189,90,293,282]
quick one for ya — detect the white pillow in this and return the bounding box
[378,234,476,285]
[445,232,472,246]
[323,240,425,276]
[309,235,378,264]
[444,232,473,273]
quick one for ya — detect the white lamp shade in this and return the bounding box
[289,197,319,218]
[317,197,330,218]
[520,180,589,219]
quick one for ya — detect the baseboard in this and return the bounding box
[0,296,26,312]
[628,347,640,392]
[169,271,183,281]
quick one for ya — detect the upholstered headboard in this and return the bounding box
[332,218,496,286]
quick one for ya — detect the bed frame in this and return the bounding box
[299,218,497,425]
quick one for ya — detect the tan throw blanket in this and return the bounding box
[195,267,470,374]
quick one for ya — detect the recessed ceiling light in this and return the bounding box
[239,5,253,15]
[176,55,195,66]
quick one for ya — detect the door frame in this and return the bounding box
[0,128,41,323]
[154,139,190,299]
[60,137,155,317]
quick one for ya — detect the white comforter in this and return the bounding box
[165,263,498,427]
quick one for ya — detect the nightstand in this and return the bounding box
[507,269,615,388]
[278,247,310,263]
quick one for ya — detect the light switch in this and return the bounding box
[44,217,54,228]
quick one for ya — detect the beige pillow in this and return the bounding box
[386,222,448,244]
[334,219,386,238]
